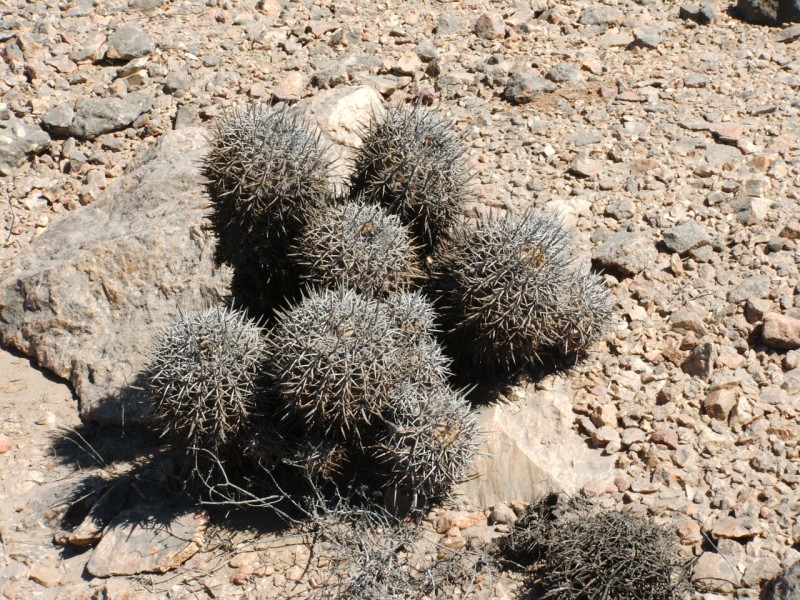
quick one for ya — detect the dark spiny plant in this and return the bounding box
[386,289,440,342]
[350,104,471,251]
[145,306,267,461]
[553,271,615,356]
[429,210,577,374]
[496,494,691,600]
[376,380,479,503]
[266,287,451,438]
[294,199,421,296]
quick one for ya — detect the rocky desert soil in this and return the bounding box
[2,0,800,598]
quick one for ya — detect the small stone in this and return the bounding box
[68,92,154,140]
[681,341,716,380]
[763,313,800,350]
[105,25,156,61]
[631,26,662,49]
[568,153,603,178]
[777,24,800,43]
[662,220,711,255]
[272,72,305,100]
[676,518,703,545]
[679,1,718,23]
[780,220,800,239]
[285,565,304,581]
[435,14,464,36]
[590,425,620,448]
[0,118,51,176]
[712,517,762,539]
[414,40,438,62]
[712,123,744,144]
[703,389,736,421]
[727,275,771,304]
[579,6,623,25]
[29,564,61,587]
[630,480,660,493]
[545,62,580,83]
[488,503,517,526]
[434,510,487,534]
[670,308,708,336]
[502,71,556,104]
[475,13,506,40]
[621,427,646,447]
[745,298,772,323]
[163,70,192,94]
[590,404,617,428]
[0,433,12,454]
[394,52,422,76]
[594,232,658,277]
[651,428,679,450]
[693,552,739,593]
[41,103,75,136]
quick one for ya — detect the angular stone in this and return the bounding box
[502,72,556,104]
[568,153,603,178]
[68,482,130,546]
[105,25,156,61]
[692,551,740,592]
[579,6,623,25]
[0,127,229,423]
[682,341,716,380]
[434,510,487,533]
[712,516,762,539]
[727,274,771,304]
[670,307,708,336]
[68,92,154,140]
[764,561,800,600]
[662,220,711,254]
[679,1,718,23]
[777,23,800,42]
[475,13,506,40]
[546,62,580,83]
[735,0,780,24]
[41,103,75,137]
[763,313,800,350]
[631,26,662,49]
[455,388,614,508]
[0,118,50,176]
[594,232,658,277]
[272,71,305,100]
[703,389,736,421]
[488,503,517,526]
[745,298,772,323]
[86,503,208,577]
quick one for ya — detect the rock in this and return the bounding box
[272,71,305,100]
[394,52,422,76]
[414,40,438,62]
[735,0,778,23]
[0,118,50,176]
[86,503,208,577]
[727,274,771,304]
[590,425,620,449]
[745,298,772,323]
[703,389,736,421]
[712,516,762,539]
[631,26,662,49]
[0,433,12,454]
[764,561,800,600]
[435,14,464,36]
[670,308,708,336]
[475,13,506,40]
[662,221,711,254]
[777,23,800,42]
[682,341,716,380]
[434,510,487,533]
[651,428,678,449]
[455,388,614,507]
[692,551,740,593]
[105,25,156,61]
[594,232,658,277]
[568,153,603,178]
[763,313,800,350]
[68,482,130,546]
[0,127,229,423]
[679,1,718,23]
[41,103,76,137]
[28,563,61,587]
[502,72,556,104]
[579,6,623,25]
[488,503,517,526]
[68,92,154,140]
[545,62,580,83]
[298,85,383,184]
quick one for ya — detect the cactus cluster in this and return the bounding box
[145,100,614,509]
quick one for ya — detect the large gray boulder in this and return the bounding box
[455,384,615,508]
[0,127,229,424]
[735,0,800,24]
[765,561,800,600]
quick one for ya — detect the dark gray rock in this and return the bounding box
[735,0,779,23]
[726,274,772,303]
[502,72,556,104]
[662,220,711,254]
[545,62,580,83]
[764,561,800,600]
[578,6,623,25]
[0,127,229,424]
[41,103,75,136]
[68,92,154,140]
[435,15,464,36]
[679,1,719,23]
[594,232,658,276]
[777,23,800,41]
[163,70,192,94]
[414,39,438,62]
[682,341,716,380]
[105,25,156,61]
[0,118,50,176]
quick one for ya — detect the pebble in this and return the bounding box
[762,314,800,351]
[105,25,156,61]
[0,433,12,454]
[662,221,711,255]
[594,232,658,276]
[502,71,556,104]
[474,13,505,40]
[703,389,737,421]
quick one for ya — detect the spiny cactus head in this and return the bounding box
[145,305,267,454]
[386,289,440,341]
[376,380,479,501]
[351,103,471,251]
[554,271,615,356]
[203,104,336,243]
[294,198,422,297]
[430,210,576,373]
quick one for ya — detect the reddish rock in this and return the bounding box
[29,563,61,587]
[712,517,762,539]
[763,313,800,350]
[651,428,678,450]
[692,552,739,592]
[434,510,487,534]
[0,433,12,454]
[703,389,736,421]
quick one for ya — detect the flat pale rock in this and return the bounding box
[68,92,154,140]
[712,516,762,539]
[86,503,208,577]
[594,232,657,276]
[0,127,229,424]
[693,551,740,593]
[455,387,614,508]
